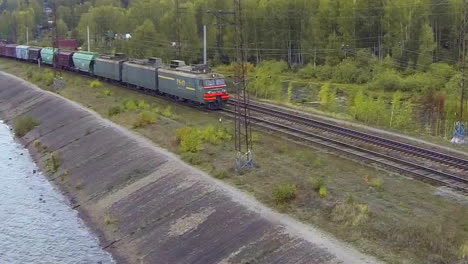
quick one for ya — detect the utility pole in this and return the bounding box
[26,26,28,45]
[461,0,468,121]
[203,25,207,64]
[206,9,235,63]
[52,0,59,76]
[233,0,253,171]
[175,0,186,59]
[87,25,90,52]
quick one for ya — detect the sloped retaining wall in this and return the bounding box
[0,72,379,264]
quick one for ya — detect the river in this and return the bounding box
[0,121,114,264]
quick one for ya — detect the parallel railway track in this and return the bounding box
[225,99,468,193]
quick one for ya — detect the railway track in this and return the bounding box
[225,99,468,193]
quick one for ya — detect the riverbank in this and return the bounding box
[0,72,382,263]
[1,59,467,264]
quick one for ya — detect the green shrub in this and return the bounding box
[136,100,150,110]
[364,175,384,191]
[46,152,61,173]
[43,70,54,86]
[369,69,404,92]
[315,64,334,81]
[102,88,112,96]
[89,79,103,88]
[200,125,231,145]
[133,111,158,128]
[108,105,123,116]
[13,115,39,137]
[123,100,138,111]
[319,186,328,198]
[273,184,297,205]
[297,63,317,79]
[308,176,326,192]
[160,105,173,118]
[180,130,203,153]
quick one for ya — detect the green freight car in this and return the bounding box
[122,58,161,90]
[158,62,229,108]
[72,51,98,73]
[94,54,127,81]
[40,47,57,65]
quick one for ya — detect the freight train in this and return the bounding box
[0,43,229,109]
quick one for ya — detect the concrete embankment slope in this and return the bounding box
[0,72,380,264]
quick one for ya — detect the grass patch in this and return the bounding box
[213,169,229,179]
[108,105,124,116]
[133,111,158,128]
[14,115,39,137]
[330,198,369,227]
[45,152,61,173]
[137,100,150,110]
[123,99,138,111]
[102,88,112,96]
[33,140,48,154]
[364,175,384,191]
[89,79,103,88]
[273,184,297,205]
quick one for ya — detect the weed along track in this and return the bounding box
[225,99,468,194]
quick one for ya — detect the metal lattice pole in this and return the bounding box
[233,0,253,171]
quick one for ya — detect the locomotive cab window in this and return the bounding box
[215,79,225,85]
[204,79,216,86]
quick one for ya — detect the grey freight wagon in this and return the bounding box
[122,58,162,90]
[94,54,127,81]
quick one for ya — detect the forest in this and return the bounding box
[0,0,467,139]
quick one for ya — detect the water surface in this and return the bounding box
[0,121,113,264]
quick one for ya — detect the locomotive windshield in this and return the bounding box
[204,79,225,86]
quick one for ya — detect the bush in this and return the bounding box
[319,186,328,198]
[176,127,203,153]
[123,100,138,111]
[133,111,157,128]
[315,64,334,81]
[309,176,326,192]
[14,115,39,137]
[136,100,150,110]
[369,69,404,92]
[42,70,55,86]
[273,184,297,205]
[89,79,103,88]
[200,125,232,145]
[213,169,229,179]
[108,105,123,116]
[46,152,60,173]
[102,88,112,96]
[160,105,173,118]
[364,175,384,191]
[297,64,317,79]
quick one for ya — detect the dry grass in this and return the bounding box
[13,115,39,137]
[2,58,467,264]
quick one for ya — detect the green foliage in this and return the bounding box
[272,184,297,205]
[160,105,173,118]
[102,88,112,96]
[177,127,203,153]
[308,176,326,192]
[181,152,205,165]
[45,152,61,173]
[107,105,123,116]
[42,70,55,86]
[364,175,384,191]
[213,169,229,180]
[369,70,404,92]
[89,79,103,88]
[319,186,328,198]
[248,60,288,100]
[318,83,336,111]
[176,125,231,153]
[13,115,39,137]
[417,24,436,71]
[133,111,157,128]
[123,100,138,111]
[136,100,150,110]
[352,90,389,126]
